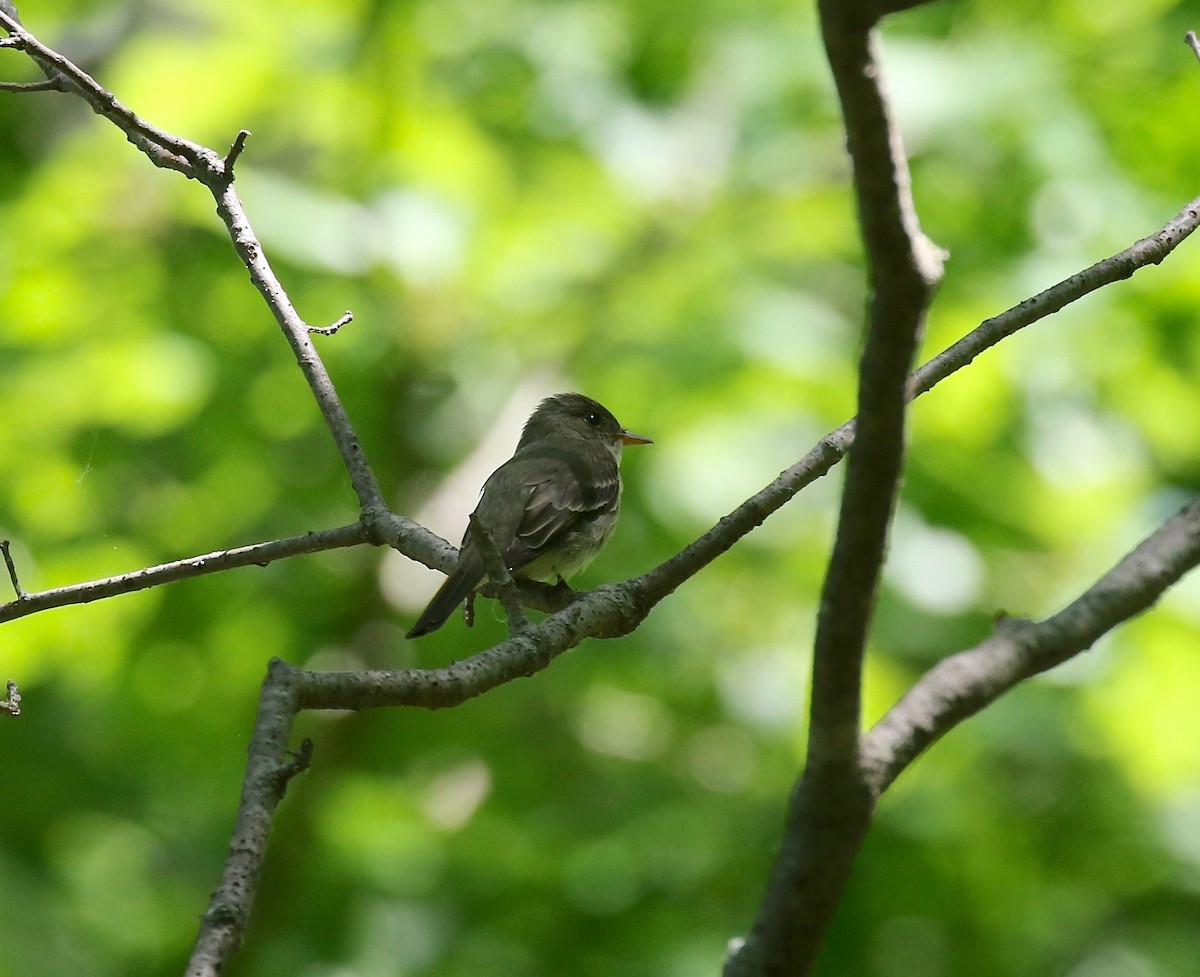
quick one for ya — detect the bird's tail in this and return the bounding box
[406,558,484,638]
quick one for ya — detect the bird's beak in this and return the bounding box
[619,430,653,446]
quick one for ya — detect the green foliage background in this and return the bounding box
[3,0,1200,975]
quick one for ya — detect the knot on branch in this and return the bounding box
[274,737,313,794]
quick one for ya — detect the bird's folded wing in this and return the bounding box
[495,450,619,569]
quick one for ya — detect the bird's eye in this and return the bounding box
[584,412,600,426]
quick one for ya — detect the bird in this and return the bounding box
[406,392,651,638]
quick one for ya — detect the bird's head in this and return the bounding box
[519,392,652,456]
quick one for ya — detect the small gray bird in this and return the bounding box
[406,393,651,638]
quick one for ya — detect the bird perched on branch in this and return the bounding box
[406,392,652,638]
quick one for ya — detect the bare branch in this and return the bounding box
[0,77,60,91]
[0,10,210,176]
[0,17,399,534]
[0,524,370,624]
[1,540,24,600]
[302,581,659,712]
[909,194,1200,400]
[188,599,625,971]
[187,660,303,977]
[636,188,1200,646]
[223,128,250,174]
[207,181,391,524]
[862,497,1200,794]
[308,310,353,336]
[808,6,942,767]
[721,12,945,977]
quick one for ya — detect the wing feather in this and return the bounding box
[476,446,619,574]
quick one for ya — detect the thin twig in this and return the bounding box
[0,9,209,176]
[0,77,60,91]
[908,194,1200,400]
[223,128,250,175]
[308,310,353,336]
[636,190,1200,629]
[0,540,24,600]
[208,182,389,523]
[0,18,399,535]
[0,524,370,624]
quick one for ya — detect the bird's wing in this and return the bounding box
[407,447,619,637]
[487,448,619,571]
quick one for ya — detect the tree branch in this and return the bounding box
[307,310,354,336]
[808,3,943,772]
[862,497,1200,794]
[721,9,944,976]
[909,195,1200,399]
[0,77,59,91]
[205,179,390,525]
[0,9,210,175]
[187,586,648,971]
[187,661,303,977]
[1,539,25,600]
[0,524,370,624]
[0,15,438,560]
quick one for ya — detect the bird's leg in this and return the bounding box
[467,514,528,635]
